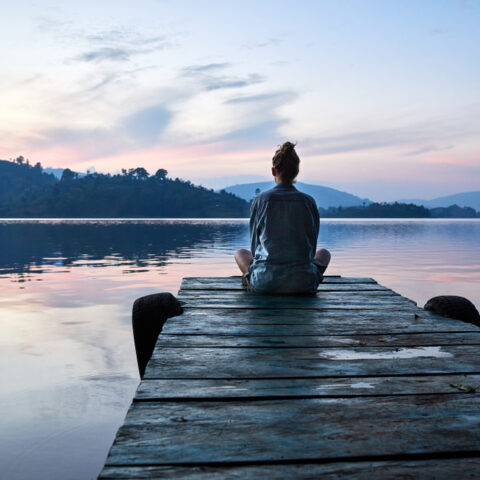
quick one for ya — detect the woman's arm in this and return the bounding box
[249,198,259,257]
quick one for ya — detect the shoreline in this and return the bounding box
[1,217,480,222]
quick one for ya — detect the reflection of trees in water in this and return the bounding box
[0,221,248,277]
[3,220,478,280]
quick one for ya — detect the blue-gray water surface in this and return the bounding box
[0,219,479,479]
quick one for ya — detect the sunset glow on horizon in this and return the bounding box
[1,0,479,200]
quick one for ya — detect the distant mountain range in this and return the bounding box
[399,191,480,211]
[44,167,88,179]
[223,182,371,209]
[226,182,480,211]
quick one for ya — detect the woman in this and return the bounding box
[234,142,331,294]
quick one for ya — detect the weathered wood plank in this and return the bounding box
[181,279,387,292]
[105,394,480,465]
[177,291,417,310]
[144,345,480,379]
[135,374,480,400]
[154,332,480,348]
[179,290,402,299]
[162,308,480,335]
[181,276,378,288]
[99,458,480,479]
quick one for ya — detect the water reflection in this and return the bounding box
[0,220,248,280]
[0,219,479,479]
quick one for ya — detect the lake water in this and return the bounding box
[1,219,479,479]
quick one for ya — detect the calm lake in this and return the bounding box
[1,219,479,479]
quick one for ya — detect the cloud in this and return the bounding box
[76,47,130,63]
[34,15,73,33]
[302,120,478,156]
[404,145,454,156]
[209,90,297,146]
[243,38,282,49]
[74,35,171,63]
[182,63,231,74]
[181,63,265,91]
[122,105,172,146]
[22,102,174,163]
[87,73,121,92]
[216,119,287,144]
[205,74,265,91]
[35,19,173,64]
[225,91,296,104]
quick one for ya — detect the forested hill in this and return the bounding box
[0,158,249,218]
[0,157,57,205]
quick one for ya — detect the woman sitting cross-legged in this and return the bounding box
[234,141,331,295]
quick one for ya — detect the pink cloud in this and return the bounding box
[424,154,480,166]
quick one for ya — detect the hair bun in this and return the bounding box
[281,141,296,153]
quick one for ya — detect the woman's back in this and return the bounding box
[248,183,320,294]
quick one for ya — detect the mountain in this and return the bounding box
[44,167,87,179]
[223,181,371,208]
[399,191,480,211]
[44,167,65,179]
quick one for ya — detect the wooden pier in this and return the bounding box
[99,276,480,479]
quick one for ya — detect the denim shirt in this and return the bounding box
[248,183,320,294]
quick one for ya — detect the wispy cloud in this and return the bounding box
[182,63,231,74]
[87,73,121,93]
[181,63,265,91]
[225,91,296,104]
[216,119,287,143]
[3,74,43,92]
[243,37,282,49]
[404,145,454,156]
[34,15,73,33]
[35,17,174,64]
[205,74,265,91]
[302,120,479,156]
[74,34,171,63]
[76,47,130,63]
[84,29,166,46]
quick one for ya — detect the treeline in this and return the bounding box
[0,156,56,205]
[320,202,480,218]
[2,157,479,218]
[0,158,249,218]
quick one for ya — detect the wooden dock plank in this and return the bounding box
[154,332,480,348]
[181,276,378,288]
[177,290,416,309]
[99,458,480,480]
[182,281,390,292]
[144,345,479,379]
[99,276,480,478]
[105,394,480,466]
[162,308,480,335]
[135,374,480,400]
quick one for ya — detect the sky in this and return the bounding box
[1,0,479,201]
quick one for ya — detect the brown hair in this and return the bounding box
[272,141,299,182]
